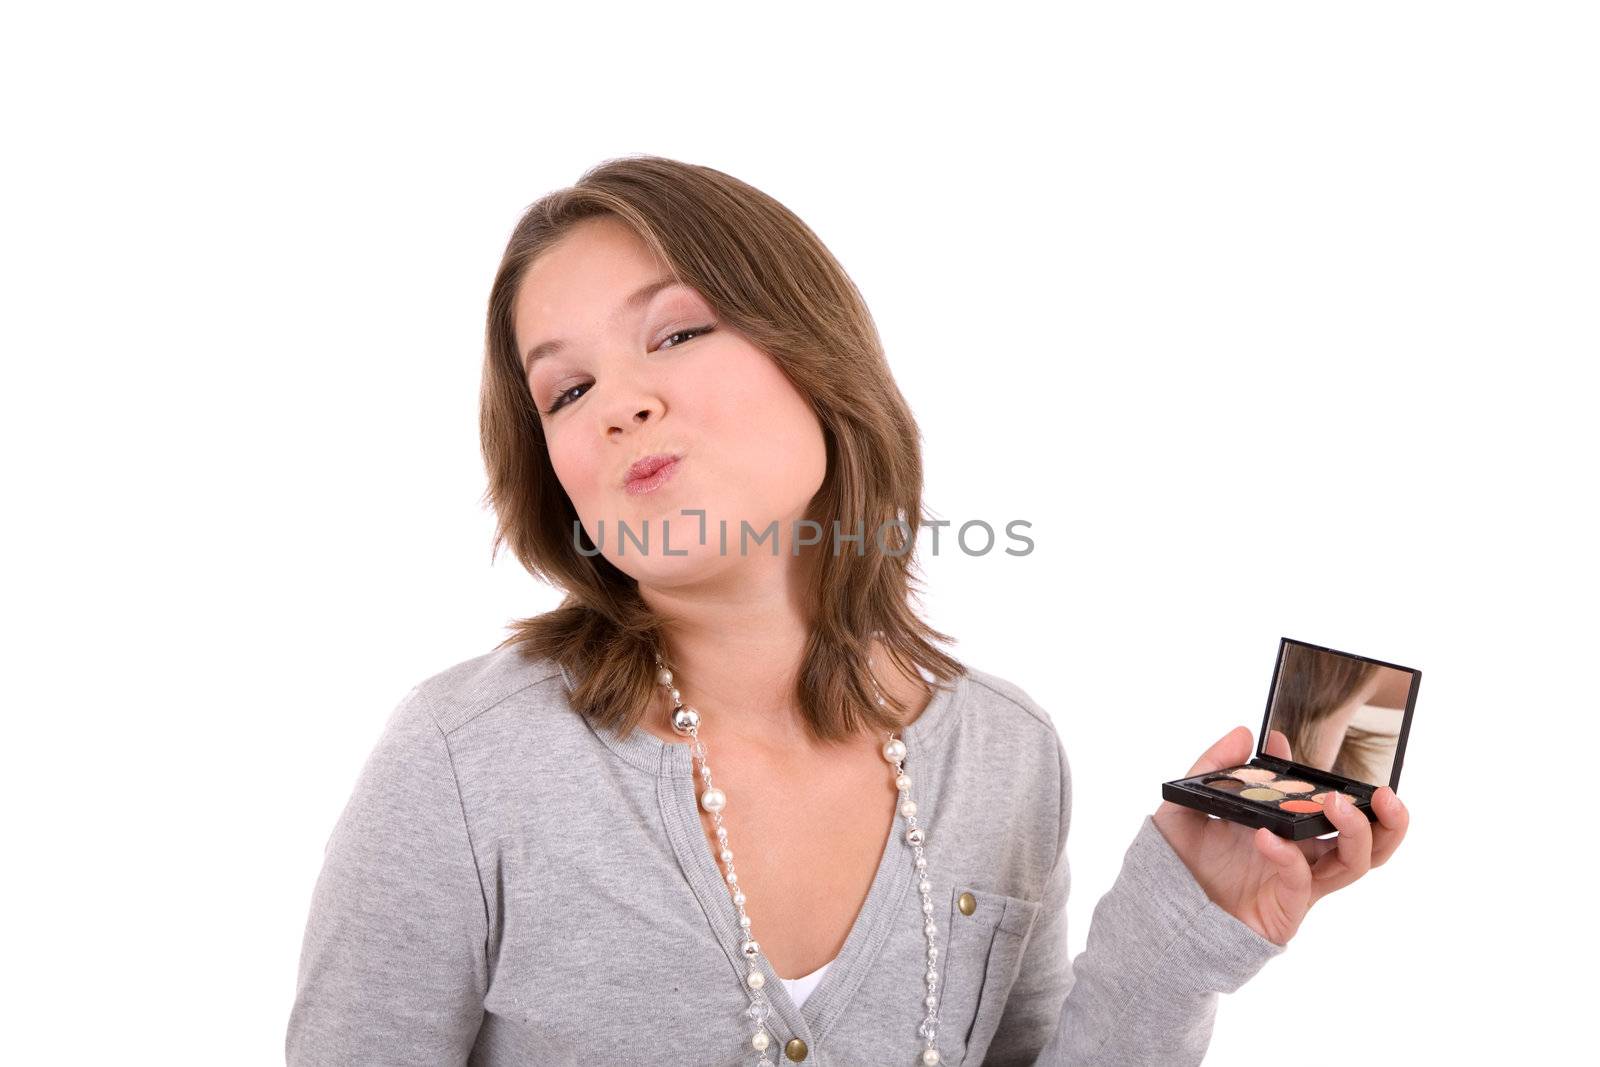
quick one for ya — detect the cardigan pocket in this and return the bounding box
[934,885,1042,1066]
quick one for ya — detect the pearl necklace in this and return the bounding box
[653,653,945,1066]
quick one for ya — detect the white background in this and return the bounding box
[5,2,1594,1063]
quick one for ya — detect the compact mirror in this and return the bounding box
[1262,638,1420,790]
[1161,637,1422,839]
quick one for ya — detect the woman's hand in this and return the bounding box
[1152,725,1410,946]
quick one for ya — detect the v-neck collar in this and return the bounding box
[567,663,968,1043]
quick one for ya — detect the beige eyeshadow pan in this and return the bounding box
[1229,767,1278,783]
[1239,787,1285,801]
[1271,779,1315,793]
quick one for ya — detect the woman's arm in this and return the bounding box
[285,688,489,1065]
[982,733,1284,1066]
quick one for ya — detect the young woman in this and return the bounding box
[286,156,1409,1066]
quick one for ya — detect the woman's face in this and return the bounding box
[513,215,828,584]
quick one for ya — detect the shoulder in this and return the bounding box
[945,660,1072,797]
[403,643,571,738]
[960,664,1059,734]
[327,647,569,846]
[932,663,1073,898]
[955,664,1067,762]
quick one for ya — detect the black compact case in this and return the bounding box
[1161,637,1421,841]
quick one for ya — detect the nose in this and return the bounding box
[600,379,663,438]
[608,406,653,437]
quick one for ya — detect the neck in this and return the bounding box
[637,549,914,753]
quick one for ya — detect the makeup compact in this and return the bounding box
[1162,637,1421,840]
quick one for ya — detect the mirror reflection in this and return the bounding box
[1265,643,1413,787]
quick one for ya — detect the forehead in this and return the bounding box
[514,217,678,342]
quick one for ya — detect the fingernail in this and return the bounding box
[1331,793,1347,813]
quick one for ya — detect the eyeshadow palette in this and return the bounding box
[1162,637,1421,840]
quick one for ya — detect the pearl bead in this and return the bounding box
[882,738,907,763]
[700,786,726,813]
[740,915,751,928]
[922,900,933,915]
[734,891,745,905]
[716,826,727,840]
[916,856,927,869]
[925,922,937,937]
[669,687,682,704]
[656,667,673,686]
[726,871,738,885]
[900,799,918,818]
[919,880,931,893]
[747,971,765,989]
[720,848,733,862]
[752,1031,769,1051]
[897,773,912,790]
[923,1047,942,1064]
[925,994,938,1009]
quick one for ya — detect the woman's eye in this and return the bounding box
[542,323,715,416]
[545,383,589,415]
[660,322,715,350]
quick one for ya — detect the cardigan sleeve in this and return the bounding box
[285,687,489,1065]
[983,732,1285,1066]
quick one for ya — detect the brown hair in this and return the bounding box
[478,154,964,744]
[1272,644,1389,783]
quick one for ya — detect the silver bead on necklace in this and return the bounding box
[653,652,944,1066]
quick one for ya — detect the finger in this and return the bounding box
[1182,725,1254,778]
[1311,791,1373,900]
[1368,786,1410,868]
[1264,728,1293,762]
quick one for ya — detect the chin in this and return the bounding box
[611,545,729,585]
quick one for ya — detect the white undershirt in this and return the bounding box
[779,956,835,1009]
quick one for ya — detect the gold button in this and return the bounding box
[784,1037,808,1061]
[958,891,977,916]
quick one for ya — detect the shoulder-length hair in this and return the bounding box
[480,154,963,745]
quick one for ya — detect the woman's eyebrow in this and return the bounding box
[522,276,685,375]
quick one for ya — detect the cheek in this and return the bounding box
[697,348,826,495]
[545,430,602,508]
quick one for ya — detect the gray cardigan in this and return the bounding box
[286,647,1283,1065]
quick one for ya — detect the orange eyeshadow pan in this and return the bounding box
[1279,799,1323,813]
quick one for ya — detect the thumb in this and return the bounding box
[1182,725,1254,779]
